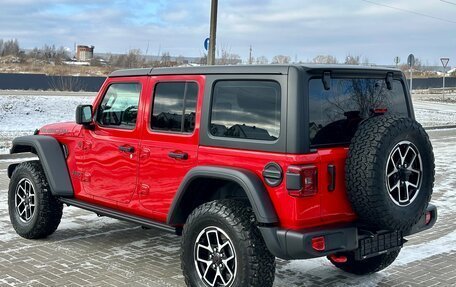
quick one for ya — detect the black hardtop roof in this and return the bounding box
[109,64,401,78]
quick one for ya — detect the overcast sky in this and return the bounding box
[0,0,455,65]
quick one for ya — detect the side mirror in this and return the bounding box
[76,105,93,126]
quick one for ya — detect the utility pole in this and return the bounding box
[407,54,415,93]
[249,45,253,64]
[208,0,218,65]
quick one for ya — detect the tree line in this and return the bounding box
[0,38,454,77]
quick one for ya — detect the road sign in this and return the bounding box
[441,57,450,68]
[204,38,210,51]
[440,58,450,100]
[407,54,415,67]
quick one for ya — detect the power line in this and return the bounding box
[360,0,456,24]
[440,0,456,6]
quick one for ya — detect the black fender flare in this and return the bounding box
[9,135,74,197]
[167,166,279,225]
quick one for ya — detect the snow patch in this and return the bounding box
[0,157,38,163]
[395,231,456,266]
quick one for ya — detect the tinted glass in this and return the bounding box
[151,82,198,133]
[309,78,408,146]
[97,83,141,129]
[210,81,281,141]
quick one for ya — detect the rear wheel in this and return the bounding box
[8,161,63,239]
[181,200,275,287]
[328,249,400,275]
[346,116,434,232]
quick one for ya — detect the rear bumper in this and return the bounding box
[259,203,437,260]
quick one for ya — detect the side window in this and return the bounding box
[210,80,281,141]
[151,82,198,133]
[96,83,141,129]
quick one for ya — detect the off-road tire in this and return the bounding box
[346,116,434,232]
[8,161,63,239]
[181,200,275,287]
[328,249,400,275]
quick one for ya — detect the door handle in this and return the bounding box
[168,151,188,160]
[119,145,135,153]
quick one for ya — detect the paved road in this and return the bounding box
[0,129,455,286]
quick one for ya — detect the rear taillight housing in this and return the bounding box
[286,165,318,197]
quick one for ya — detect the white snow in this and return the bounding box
[0,157,38,163]
[395,230,456,266]
[0,94,93,154]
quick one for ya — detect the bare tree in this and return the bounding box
[217,47,241,65]
[344,54,361,65]
[176,55,187,65]
[198,52,208,65]
[312,55,338,64]
[160,51,172,66]
[255,56,269,64]
[109,49,145,68]
[272,55,291,64]
[1,39,20,57]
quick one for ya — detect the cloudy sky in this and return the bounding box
[0,0,455,65]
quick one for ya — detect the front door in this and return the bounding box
[82,79,146,205]
[138,76,203,220]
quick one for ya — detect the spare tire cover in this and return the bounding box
[346,116,434,231]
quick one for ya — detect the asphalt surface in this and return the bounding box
[0,129,455,287]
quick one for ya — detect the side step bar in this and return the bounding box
[60,198,176,234]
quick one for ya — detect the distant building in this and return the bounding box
[76,45,94,61]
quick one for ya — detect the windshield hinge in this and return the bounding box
[322,71,331,90]
[386,72,393,90]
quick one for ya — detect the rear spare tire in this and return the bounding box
[346,116,434,232]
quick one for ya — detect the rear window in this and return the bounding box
[309,78,408,146]
[210,80,281,141]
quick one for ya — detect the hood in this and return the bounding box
[38,121,82,137]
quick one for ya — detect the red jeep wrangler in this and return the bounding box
[8,65,436,287]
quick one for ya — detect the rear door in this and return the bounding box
[82,78,146,205]
[138,76,203,221]
[308,76,410,222]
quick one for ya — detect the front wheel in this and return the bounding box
[8,161,63,239]
[328,249,400,275]
[181,200,275,287]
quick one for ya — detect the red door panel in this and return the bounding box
[138,75,204,222]
[82,77,147,206]
[317,147,356,223]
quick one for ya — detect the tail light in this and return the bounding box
[286,165,318,197]
[425,211,432,225]
[329,254,347,263]
[311,236,326,251]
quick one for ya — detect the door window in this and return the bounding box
[151,82,198,133]
[96,83,141,129]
